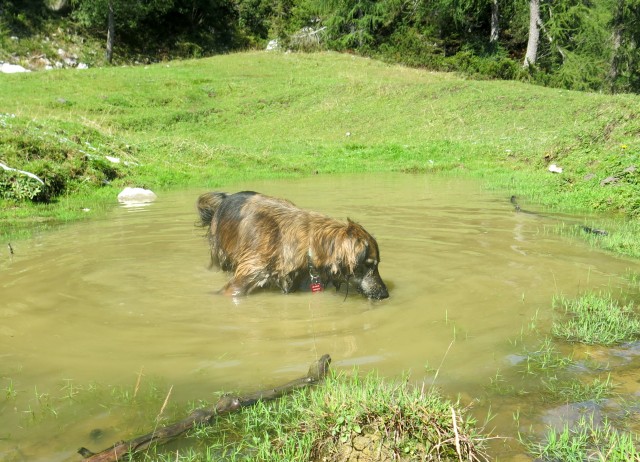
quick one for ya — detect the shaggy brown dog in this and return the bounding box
[197,191,389,299]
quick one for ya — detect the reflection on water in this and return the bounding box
[1,173,638,460]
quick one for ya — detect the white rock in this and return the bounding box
[117,187,157,204]
[1,63,30,74]
[266,39,279,51]
[77,63,89,69]
[548,164,563,173]
[105,155,121,163]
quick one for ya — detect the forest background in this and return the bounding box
[2,0,640,94]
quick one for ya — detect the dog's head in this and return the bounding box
[318,219,389,300]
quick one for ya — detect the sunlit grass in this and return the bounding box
[1,52,640,254]
[523,415,640,462]
[541,374,614,404]
[503,309,638,461]
[552,292,640,345]
[143,371,490,461]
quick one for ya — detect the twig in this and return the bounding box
[78,354,331,462]
[157,385,173,420]
[430,340,455,389]
[451,406,462,461]
[133,367,144,399]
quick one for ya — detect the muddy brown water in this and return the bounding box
[1,173,638,461]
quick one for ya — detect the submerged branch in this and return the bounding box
[78,354,331,462]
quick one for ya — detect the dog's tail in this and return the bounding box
[197,192,227,227]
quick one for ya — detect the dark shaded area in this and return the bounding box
[3,0,640,93]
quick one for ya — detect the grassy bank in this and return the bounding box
[1,51,640,254]
[148,372,489,461]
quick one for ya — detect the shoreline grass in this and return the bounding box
[552,292,640,345]
[523,415,640,462]
[142,371,490,462]
[2,370,490,461]
[504,299,640,461]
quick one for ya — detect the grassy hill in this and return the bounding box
[1,51,639,253]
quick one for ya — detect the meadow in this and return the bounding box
[1,51,639,254]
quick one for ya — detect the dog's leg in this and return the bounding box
[222,261,270,296]
[221,280,248,297]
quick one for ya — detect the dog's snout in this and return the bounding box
[375,285,389,300]
[369,283,389,300]
[361,269,389,300]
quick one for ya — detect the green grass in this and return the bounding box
[506,337,614,405]
[524,416,640,462]
[552,292,640,345]
[503,309,640,461]
[3,368,488,461]
[1,51,640,251]
[541,374,614,404]
[521,337,574,374]
[141,371,489,461]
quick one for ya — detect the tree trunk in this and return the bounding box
[523,0,540,68]
[607,0,624,90]
[489,0,499,43]
[106,0,115,64]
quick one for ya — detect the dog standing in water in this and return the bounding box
[197,191,389,299]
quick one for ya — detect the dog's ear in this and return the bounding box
[346,219,372,267]
[346,218,359,237]
[356,240,369,265]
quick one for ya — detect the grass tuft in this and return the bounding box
[523,415,640,462]
[552,292,640,345]
[146,371,491,461]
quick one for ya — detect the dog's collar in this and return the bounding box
[307,249,323,292]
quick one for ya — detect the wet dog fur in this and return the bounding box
[197,191,389,299]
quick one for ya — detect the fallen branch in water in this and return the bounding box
[77,354,331,462]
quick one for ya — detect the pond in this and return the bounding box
[1,173,638,460]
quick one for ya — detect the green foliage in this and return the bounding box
[313,0,393,50]
[552,292,640,345]
[71,0,173,32]
[144,372,489,461]
[524,415,640,462]
[3,0,640,92]
[0,170,42,201]
[608,0,640,93]
[0,114,130,202]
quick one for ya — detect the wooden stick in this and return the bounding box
[78,354,331,462]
